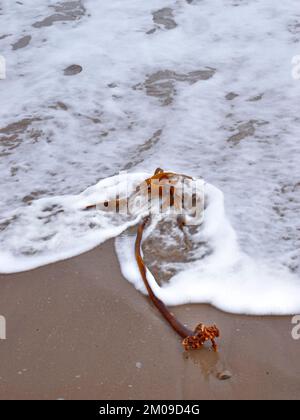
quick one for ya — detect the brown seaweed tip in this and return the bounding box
[182,324,220,352]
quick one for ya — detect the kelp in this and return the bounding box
[86,168,220,351]
[135,215,219,351]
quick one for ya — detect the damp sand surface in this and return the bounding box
[0,240,299,400]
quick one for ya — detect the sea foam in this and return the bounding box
[1,172,299,316]
[1,1,300,314]
[116,182,300,315]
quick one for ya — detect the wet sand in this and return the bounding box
[0,239,299,400]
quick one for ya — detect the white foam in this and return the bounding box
[0,172,149,273]
[116,183,300,315]
[0,169,299,315]
[0,1,300,314]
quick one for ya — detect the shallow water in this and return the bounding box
[0,1,300,313]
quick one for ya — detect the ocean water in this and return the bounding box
[0,0,300,314]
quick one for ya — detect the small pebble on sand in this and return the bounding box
[217,371,232,381]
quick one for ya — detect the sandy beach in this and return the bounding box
[1,0,300,401]
[0,239,299,400]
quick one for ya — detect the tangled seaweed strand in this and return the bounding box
[86,168,220,351]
